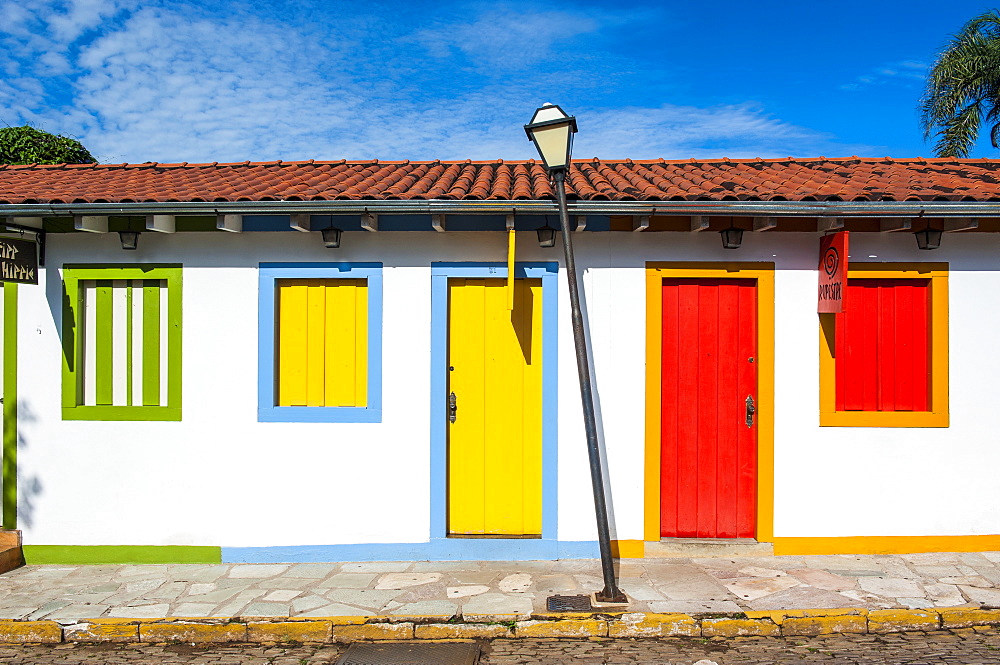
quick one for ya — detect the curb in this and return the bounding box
[0,608,997,644]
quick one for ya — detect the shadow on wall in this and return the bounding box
[41,267,69,377]
[13,399,41,530]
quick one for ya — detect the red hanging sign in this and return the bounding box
[818,230,848,313]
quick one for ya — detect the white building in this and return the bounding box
[0,157,996,564]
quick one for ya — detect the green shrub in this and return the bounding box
[0,125,96,165]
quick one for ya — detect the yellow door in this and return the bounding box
[447,278,543,536]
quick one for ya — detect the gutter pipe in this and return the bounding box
[2,200,1000,218]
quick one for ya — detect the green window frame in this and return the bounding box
[62,264,182,421]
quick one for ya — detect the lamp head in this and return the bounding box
[524,103,578,172]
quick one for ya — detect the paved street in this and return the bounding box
[0,628,997,663]
[4,551,1000,621]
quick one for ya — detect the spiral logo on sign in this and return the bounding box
[823,247,839,277]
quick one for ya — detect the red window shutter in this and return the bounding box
[835,278,930,412]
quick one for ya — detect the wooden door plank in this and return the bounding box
[305,282,326,407]
[861,284,880,411]
[695,283,719,538]
[660,281,680,537]
[520,280,544,536]
[884,282,903,411]
[324,282,349,407]
[353,282,369,408]
[715,281,739,537]
[449,279,485,534]
[911,282,930,411]
[484,280,519,535]
[94,281,114,406]
[736,282,758,538]
[675,281,701,537]
[141,281,162,407]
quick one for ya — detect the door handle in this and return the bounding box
[745,394,755,428]
[449,391,457,423]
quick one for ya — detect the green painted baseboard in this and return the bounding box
[23,545,222,565]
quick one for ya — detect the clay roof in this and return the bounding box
[2,157,1000,205]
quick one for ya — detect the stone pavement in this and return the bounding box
[3,551,1000,622]
[2,628,1000,664]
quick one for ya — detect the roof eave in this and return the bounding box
[2,199,1000,217]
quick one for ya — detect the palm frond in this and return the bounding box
[920,10,1000,157]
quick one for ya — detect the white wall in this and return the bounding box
[14,229,1000,548]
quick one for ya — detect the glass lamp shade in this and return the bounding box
[524,103,578,171]
[322,227,342,248]
[536,225,557,247]
[915,227,942,250]
[720,226,743,249]
[118,231,139,250]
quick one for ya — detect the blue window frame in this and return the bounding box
[258,262,382,422]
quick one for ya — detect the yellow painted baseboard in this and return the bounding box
[611,540,645,558]
[773,535,1000,556]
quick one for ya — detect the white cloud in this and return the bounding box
[410,9,600,71]
[0,1,878,163]
[289,96,872,162]
[840,60,927,91]
[0,0,134,66]
[33,5,366,162]
[48,0,131,42]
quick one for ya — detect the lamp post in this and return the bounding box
[525,104,626,604]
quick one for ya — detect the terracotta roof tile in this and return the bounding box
[4,158,1000,205]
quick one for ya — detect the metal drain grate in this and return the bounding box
[336,641,481,665]
[546,594,594,612]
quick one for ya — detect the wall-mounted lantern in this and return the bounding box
[536,223,557,247]
[119,231,140,250]
[720,226,743,249]
[322,227,342,249]
[915,227,942,250]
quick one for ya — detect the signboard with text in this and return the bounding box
[0,237,38,285]
[818,230,848,313]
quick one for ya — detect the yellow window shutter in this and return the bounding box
[277,279,367,407]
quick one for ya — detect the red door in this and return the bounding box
[660,278,757,538]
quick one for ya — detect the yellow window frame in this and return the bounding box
[819,262,949,428]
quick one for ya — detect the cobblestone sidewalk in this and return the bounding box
[4,551,1000,622]
[0,628,998,664]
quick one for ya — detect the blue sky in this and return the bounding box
[1,0,998,164]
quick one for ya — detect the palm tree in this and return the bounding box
[921,10,1000,158]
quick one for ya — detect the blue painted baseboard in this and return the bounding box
[222,539,601,563]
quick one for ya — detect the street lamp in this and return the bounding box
[525,104,627,605]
